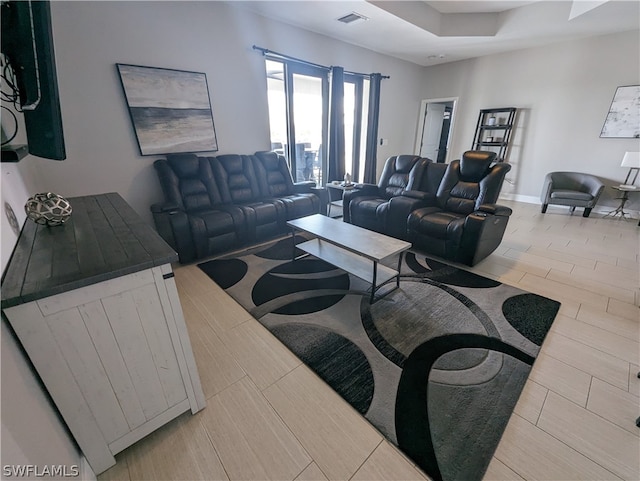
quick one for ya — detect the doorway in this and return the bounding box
[414,97,457,163]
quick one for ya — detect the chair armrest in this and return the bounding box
[151,202,181,214]
[477,204,513,217]
[401,190,437,203]
[541,174,554,203]
[351,183,379,194]
[150,206,196,263]
[310,187,329,215]
[292,181,316,193]
[460,207,512,265]
[342,185,380,223]
[386,195,436,239]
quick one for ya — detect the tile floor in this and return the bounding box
[98,200,639,481]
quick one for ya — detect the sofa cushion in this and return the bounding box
[155,155,224,212]
[253,151,320,219]
[349,197,389,233]
[459,151,494,181]
[550,190,594,201]
[188,209,240,258]
[379,155,424,198]
[253,151,295,197]
[413,211,466,241]
[212,155,262,204]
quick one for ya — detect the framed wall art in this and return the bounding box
[600,85,640,139]
[117,64,218,155]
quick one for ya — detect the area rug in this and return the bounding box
[198,236,560,481]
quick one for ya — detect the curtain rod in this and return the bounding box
[252,45,389,80]
[253,45,329,71]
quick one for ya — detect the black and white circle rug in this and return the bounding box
[198,236,560,481]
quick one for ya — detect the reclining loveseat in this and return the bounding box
[346,151,512,266]
[151,151,324,263]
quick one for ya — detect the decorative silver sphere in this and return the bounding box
[25,193,73,226]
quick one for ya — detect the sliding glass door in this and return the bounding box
[265,58,371,185]
[266,59,328,183]
[344,74,369,182]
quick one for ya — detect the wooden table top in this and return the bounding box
[2,192,177,309]
[287,214,411,263]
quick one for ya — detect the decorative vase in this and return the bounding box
[25,192,73,226]
[344,173,352,185]
[487,116,496,126]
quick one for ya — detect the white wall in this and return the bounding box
[420,29,640,209]
[1,163,83,481]
[22,0,425,224]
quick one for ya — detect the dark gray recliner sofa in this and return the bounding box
[346,151,513,266]
[151,151,324,263]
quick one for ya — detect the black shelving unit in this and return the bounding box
[472,107,517,162]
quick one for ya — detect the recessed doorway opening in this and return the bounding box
[414,97,457,163]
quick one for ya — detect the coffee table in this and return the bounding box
[287,214,411,303]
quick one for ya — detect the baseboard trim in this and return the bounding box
[499,193,538,204]
[499,194,640,217]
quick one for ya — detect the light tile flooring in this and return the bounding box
[98,201,639,481]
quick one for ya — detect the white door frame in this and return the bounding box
[414,97,458,163]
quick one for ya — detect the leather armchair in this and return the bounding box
[540,172,604,217]
[343,155,427,232]
[407,151,512,266]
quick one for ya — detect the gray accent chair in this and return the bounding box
[540,172,604,218]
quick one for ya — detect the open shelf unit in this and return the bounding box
[472,107,517,162]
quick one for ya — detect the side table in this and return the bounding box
[603,186,638,221]
[326,182,356,218]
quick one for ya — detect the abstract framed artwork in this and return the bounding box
[600,85,640,139]
[117,64,218,155]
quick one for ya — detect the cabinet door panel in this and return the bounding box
[154,267,207,412]
[102,291,169,420]
[79,300,147,430]
[132,283,187,408]
[5,302,116,473]
[47,307,131,443]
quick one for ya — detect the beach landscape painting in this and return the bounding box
[117,64,218,155]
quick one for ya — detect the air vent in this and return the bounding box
[337,12,368,24]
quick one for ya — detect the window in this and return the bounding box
[265,59,328,183]
[265,58,370,185]
[344,74,369,182]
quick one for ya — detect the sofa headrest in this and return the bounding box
[255,151,280,171]
[395,155,421,173]
[216,154,245,173]
[459,150,497,181]
[166,154,201,178]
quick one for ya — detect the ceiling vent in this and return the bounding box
[337,12,368,24]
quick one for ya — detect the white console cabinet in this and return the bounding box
[1,193,205,475]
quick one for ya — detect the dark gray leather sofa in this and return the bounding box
[342,155,426,231]
[346,151,512,266]
[151,151,324,263]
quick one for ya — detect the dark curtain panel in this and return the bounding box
[363,73,382,184]
[327,66,345,182]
